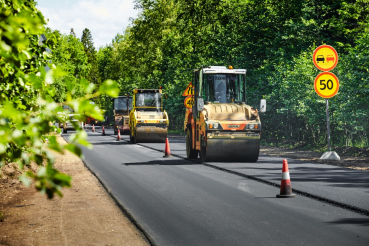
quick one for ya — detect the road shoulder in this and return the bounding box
[0,135,149,246]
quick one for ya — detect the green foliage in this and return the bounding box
[45,28,91,102]
[81,28,100,90]
[0,0,119,199]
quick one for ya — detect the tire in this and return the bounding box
[199,140,207,163]
[114,129,118,135]
[63,128,67,134]
[186,129,198,159]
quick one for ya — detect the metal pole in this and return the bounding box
[325,99,331,152]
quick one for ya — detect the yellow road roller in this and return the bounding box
[184,66,266,162]
[129,89,169,143]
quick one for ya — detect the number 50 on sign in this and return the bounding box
[314,72,339,98]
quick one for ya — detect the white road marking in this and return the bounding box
[238,182,251,193]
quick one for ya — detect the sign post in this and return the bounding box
[325,99,331,152]
[313,45,340,161]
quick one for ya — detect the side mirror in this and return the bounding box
[260,99,266,113]
[197,98,204,111]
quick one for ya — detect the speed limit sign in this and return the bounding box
[184,96,194,108]
[314,72,339,98]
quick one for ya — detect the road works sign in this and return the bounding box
[182,82,194,96]
[313,45,338,71]
[314,72,339,98]
[184,96,194,108]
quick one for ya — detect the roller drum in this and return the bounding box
[135,126,167,143]
[204,138,260,162]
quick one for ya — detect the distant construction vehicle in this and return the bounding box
[184,66,266,162]
[129,89,169,143]
[112,95,132,135]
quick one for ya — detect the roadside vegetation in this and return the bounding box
[0,0,119,198]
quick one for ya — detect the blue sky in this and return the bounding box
[36,0,139,48]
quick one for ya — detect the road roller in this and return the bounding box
[112,95,132,135]
[184,66,266,162]
[130,88,169,143]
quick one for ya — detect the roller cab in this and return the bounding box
[113,96,132,135]
[184,66,266,162]
[130,89,169,143]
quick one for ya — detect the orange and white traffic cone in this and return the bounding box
[102,126,105,136]
[116,128,121,141]
[92,124,95,132]
[277,159,295,198]
[163,138,172,157]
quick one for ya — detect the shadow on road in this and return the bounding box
[89,141,131,145]
[123,159,195,166]
[327,218,369,226]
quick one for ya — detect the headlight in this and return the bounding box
[207,122,221,130]
[245,123,261,130]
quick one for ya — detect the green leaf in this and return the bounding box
[19,173,32,187]
[99,80,119,97]
[64,144,83,157]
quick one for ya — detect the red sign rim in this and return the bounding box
[314,72,339,98]
[312,45,338,71]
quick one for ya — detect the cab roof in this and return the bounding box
[195,66,246,74]
[134,89,161,93]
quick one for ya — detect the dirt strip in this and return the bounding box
[0,135,149,246]
[260,146,369,171]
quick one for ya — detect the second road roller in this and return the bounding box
[184,66,266,162]
[129,88,169,143]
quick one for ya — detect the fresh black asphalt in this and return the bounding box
[63,131,369,246]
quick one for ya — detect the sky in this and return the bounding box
[36,0,140,49]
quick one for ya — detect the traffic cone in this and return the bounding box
[277,159,295,198]
[116,128,121,141]
[163,138,172,157]
[92,124,95,132]
[102,126,105,136]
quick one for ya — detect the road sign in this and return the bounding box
[182,82,194,96]
[314,72,339,98]
[313,45,338,71]
[184,96,194,108]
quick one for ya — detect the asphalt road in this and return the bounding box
[64,130,369,246]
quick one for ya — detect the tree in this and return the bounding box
[81,29,100,85]
[0,0,119,198]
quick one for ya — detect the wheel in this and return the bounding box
[63,127,67,134]
[114,129,118,135]
[199,139,207,163]
[186,129,198,158]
